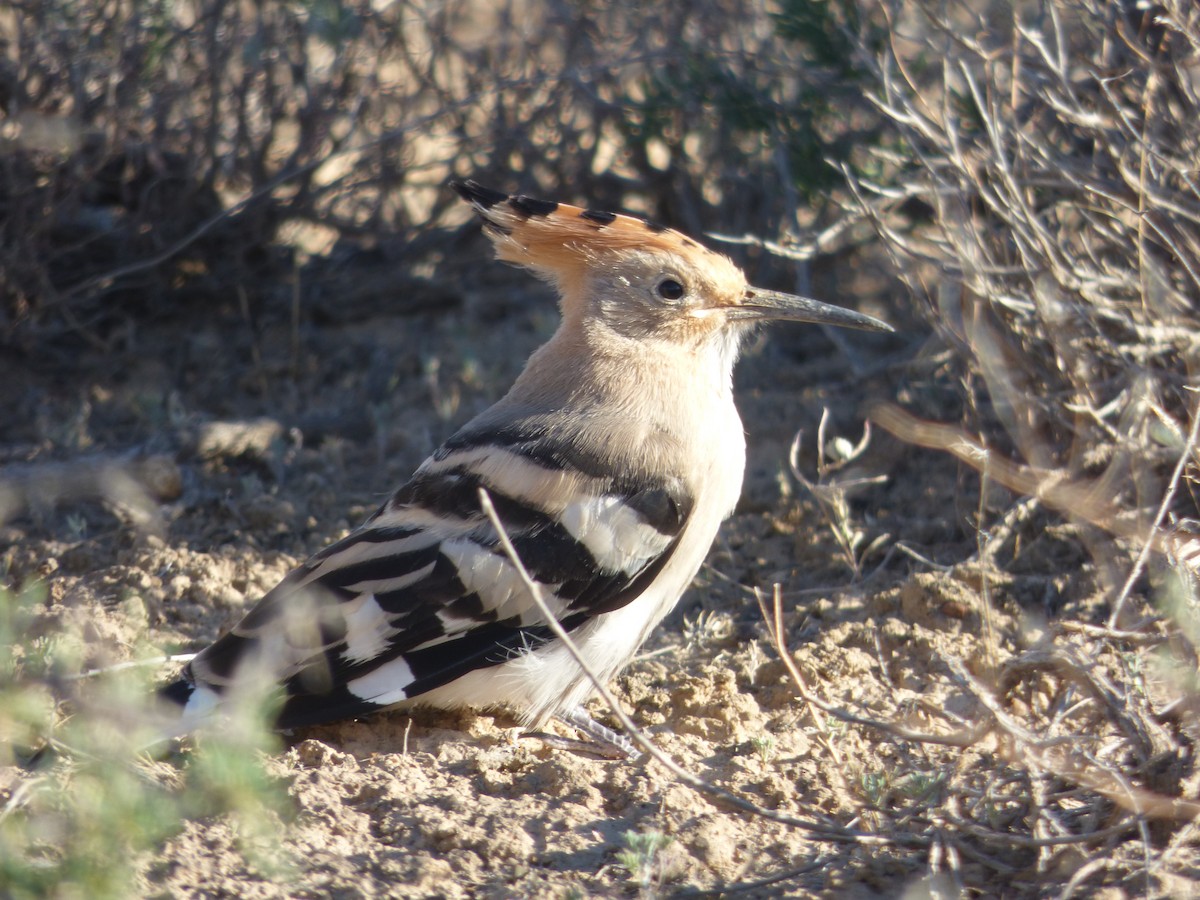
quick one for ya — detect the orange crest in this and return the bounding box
[452,180,724,282]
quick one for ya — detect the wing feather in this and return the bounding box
[182,417,694,728]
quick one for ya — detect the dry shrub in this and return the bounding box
[0,0,872,351]
[850,0,1199,555]
[825,0,1200,889]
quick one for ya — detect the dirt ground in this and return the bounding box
[1,232,1196,898]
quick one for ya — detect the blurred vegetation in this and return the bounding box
[0,586,288,898]
[0,0,885,351]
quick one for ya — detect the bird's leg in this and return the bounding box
[519,705,641,759]
[556,705,642,760]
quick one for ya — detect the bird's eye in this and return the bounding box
[656,279,686,300]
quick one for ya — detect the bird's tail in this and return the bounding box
[151,665,233,742]
[158,675,196,711]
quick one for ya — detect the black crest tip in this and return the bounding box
[451,180,509,209]
[509,195,559,218]
[579,208,617,226]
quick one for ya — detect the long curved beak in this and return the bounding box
[731,288,894,332]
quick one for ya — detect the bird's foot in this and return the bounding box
[527,705,641,760]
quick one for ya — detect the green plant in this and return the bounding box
[0,585,290,898]
[616,829,677,897]
[858,768,891,808]
[749,733,776,764]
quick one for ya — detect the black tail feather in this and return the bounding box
[159,677,194,709]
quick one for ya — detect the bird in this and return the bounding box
[160,180,891,752]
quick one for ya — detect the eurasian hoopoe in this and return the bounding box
[161,181,891,748]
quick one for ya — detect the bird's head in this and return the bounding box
[452,181,891,352]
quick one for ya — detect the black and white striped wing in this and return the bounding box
[176,421,693,728]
